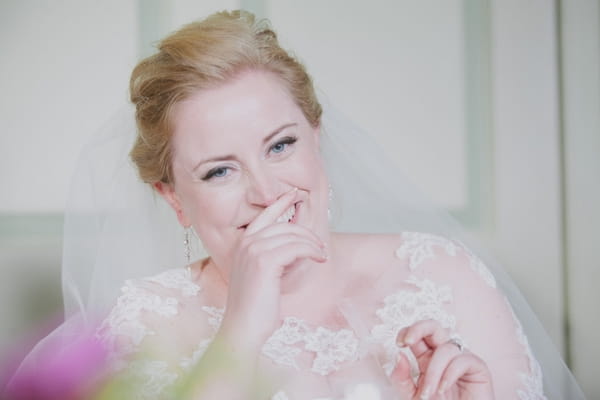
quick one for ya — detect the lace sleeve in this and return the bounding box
[96,268,223,399]
[394,232,546,399]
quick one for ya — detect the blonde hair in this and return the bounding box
[130,10,322,184]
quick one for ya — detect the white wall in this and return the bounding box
[0,0,137,213]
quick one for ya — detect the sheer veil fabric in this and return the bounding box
[20,96,584,398]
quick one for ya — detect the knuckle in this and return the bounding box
[254,251,273,268]
[246,241,262,258]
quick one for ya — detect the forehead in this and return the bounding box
[170,70,306,148]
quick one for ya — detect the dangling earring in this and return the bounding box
[183,226,192,269]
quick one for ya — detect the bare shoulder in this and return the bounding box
[332,231,404,258]
[332,231,459,265]
[96,265,219,358]
[331,231,496,287]
[331,232,406,280]
[392,231,498,289]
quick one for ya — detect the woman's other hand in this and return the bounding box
[392,319,495,400]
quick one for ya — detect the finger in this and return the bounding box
[390,351,417,398]
[396,327,429,364]
[416,341,463,399]
[437,354,491,395]
[247,234,327,260]
[248,222,324,249]
[397,326,426,358]
[397,326,426,355]
[264,242,329,269]
[246,188,298,234]
[399,320,449,348]
[397,320,449,358]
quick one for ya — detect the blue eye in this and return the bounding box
[269,136,298,155]
[271,142,286,153]
[202,166,229,181]
[213,167,228,177]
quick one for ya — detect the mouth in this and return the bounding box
[276,202,299,224]
[238,202,300,230]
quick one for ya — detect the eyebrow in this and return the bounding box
[191,122,298,171]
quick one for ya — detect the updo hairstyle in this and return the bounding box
[129,10,322,185]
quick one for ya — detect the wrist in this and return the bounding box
[217,321,267,359]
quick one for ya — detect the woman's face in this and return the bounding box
[160,70,329,273]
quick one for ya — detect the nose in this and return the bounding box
[244,167,283,207]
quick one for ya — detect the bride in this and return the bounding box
[10,9,583,400]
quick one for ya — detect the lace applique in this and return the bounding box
[262,317,307,369]
[370,276,459,375]
[395,232,460,270]
[201,306,224,332]
[179,339,213,371]
[262,317,359,376]
[145,268,201,297]
[461,245,497,288]
[174,307,224,372]
[271,390,291,400]
[128,359,178,399]
[396,232,497,288]
[305,327,360,375]
[270,384,382,400]
[178,308,224,370]
[504,299,547,400]
[97,281,179,362]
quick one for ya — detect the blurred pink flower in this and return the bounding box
[4,333,108,400]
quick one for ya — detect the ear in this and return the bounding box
[154,182,192,228]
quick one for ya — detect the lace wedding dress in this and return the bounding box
[97,232,545,400]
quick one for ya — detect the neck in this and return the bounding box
[279,234,343,317]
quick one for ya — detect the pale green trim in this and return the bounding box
[450,0,493,229]
[0,214,63,238]
[555,0,572,368]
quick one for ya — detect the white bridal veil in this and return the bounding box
[42,94,585,398]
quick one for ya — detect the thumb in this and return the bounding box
[391,350,416,399]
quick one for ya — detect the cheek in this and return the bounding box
[302,150,328,190]
[283,151,329,206]
[179,186,242,230]
[290,143,327,183]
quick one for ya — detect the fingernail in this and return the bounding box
[438,380,447,394]
[404,335,414,345]
[420,387,431,400]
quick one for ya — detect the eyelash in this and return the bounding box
[201,135,299,181]
[202,166,230,181]
[268,136,298,155]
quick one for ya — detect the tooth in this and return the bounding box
[277,205,295,223]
